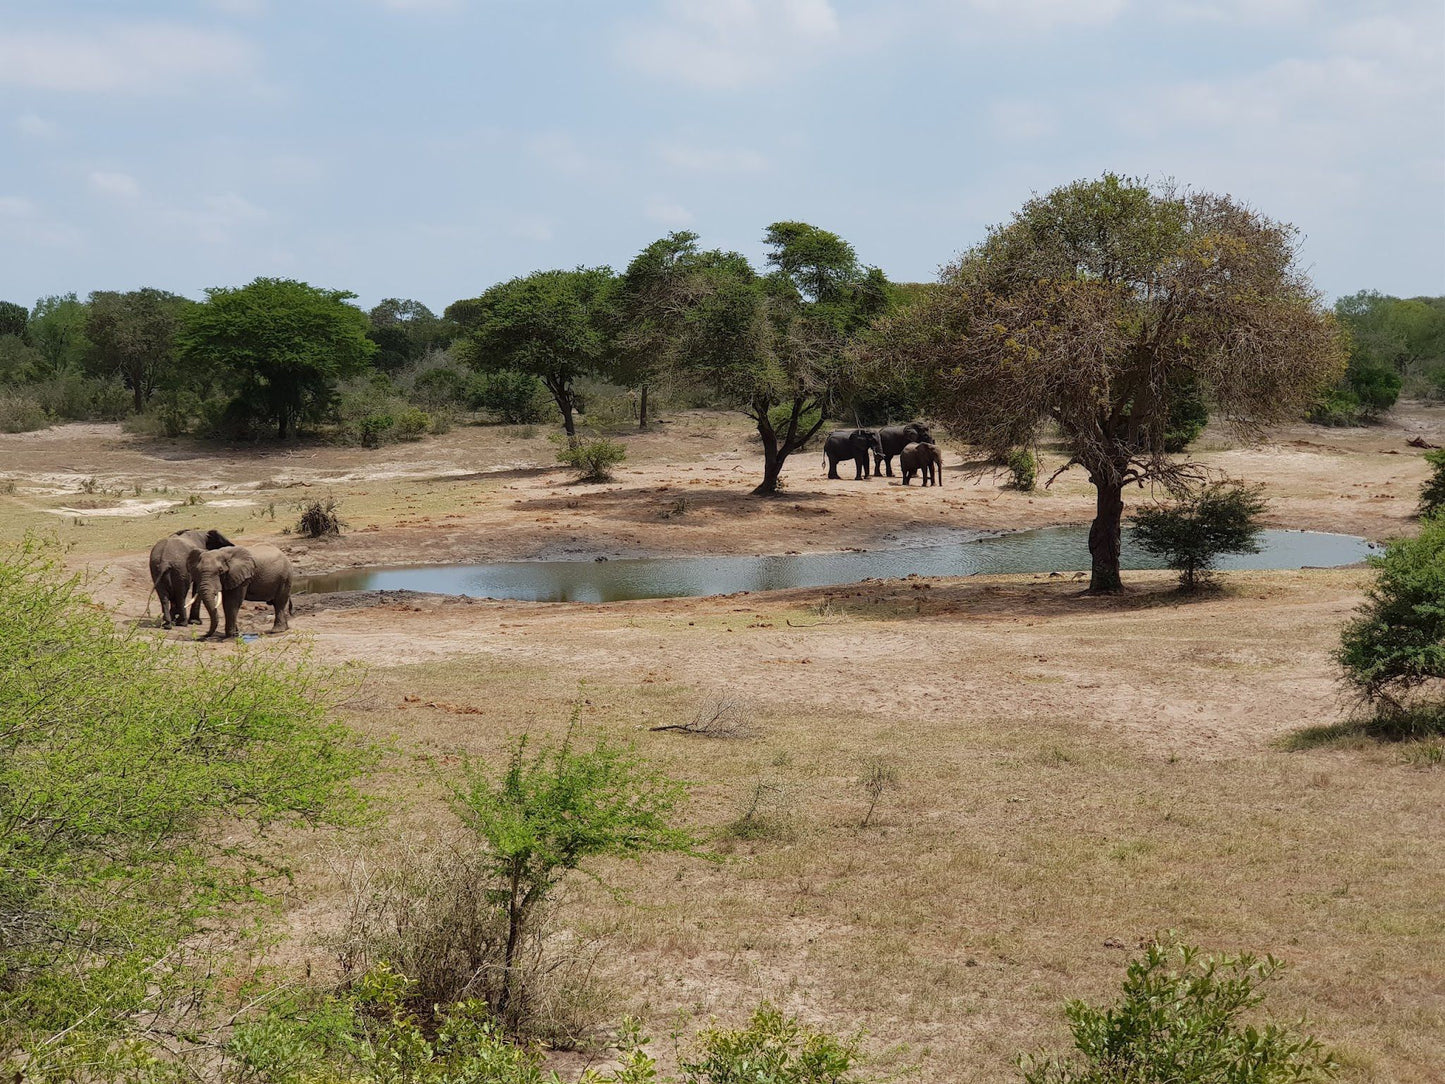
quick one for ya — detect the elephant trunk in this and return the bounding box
[196,572,221,637]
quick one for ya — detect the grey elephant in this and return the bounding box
[148,527,234,628]
[187,544,294,639]
[900,441,943,486]
[874,423,934,477]
[822,428,883,480]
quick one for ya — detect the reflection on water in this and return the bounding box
[301,526,1374,604]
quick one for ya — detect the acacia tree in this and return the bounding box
[612,231,704,428]
[179,278,375,439]
[668,223,889,495]
[84,288,189,412]
[367,297,451,372]
[874,175,1345,592]
[449,268,614,438]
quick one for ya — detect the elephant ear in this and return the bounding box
[221,548,256,590]
[205,528,234,549]
[186,549,203,576]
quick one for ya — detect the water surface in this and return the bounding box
[302,526,1372,604]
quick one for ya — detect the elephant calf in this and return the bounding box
[823,428,883,480]
[874,422,934,478]
[148,527,233,628]
[900,441,943,486]
[187,544,294,639]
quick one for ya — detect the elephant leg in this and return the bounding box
[854,456,865,480]
[221,588,245,639]
[269,584,292,634]
[827,456,840,480]
[885,457,895,477]
[155,583,174,628]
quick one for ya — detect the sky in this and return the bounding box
[1,0,1442,314]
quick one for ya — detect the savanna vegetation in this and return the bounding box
[3,171,1443,1081]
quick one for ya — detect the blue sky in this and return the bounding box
[1,0,1441,313]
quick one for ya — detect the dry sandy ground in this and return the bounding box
[1,409,1443,1080]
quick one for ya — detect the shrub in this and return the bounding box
[1162,379,1210,451]
[0,392,49,433]
[0,539,363,1079]
[1417,449,1445,518]
[1348,361,1402,418]
[1130,480,1267,590]
[1021,939,1337,1084]
[680,1003,872,1084]
[472,370,551,423]
[556,435,627,482]
[452,726,695,1028]
[1308,385,1361,426]
[297,495,345,538]
[28,372,131,421]
[409,364,472,410]
[394,405,431,441]
[1337,516,1445,719]
[1006,447,1037,491]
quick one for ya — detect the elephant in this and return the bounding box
[148,527,234,628]
[874,423,934,477]
[822,428,883,480]
[186,544,294,639]
[900,441,943,486]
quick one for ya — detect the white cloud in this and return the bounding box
[657,143,768,173]
[644,199,695,227]
[0,23,256,94]
[207,0,268,15]
[202,192,267,222]
[89,171,142,199]
[619,0,842,89]
[0,196,38,219]
[949,0,1126,29]
[509,215,555,243]
[375,0,464,10]
[989,101,1056,142]
[527,133,603,178]
[15,114,59,140]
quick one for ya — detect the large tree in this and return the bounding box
[874,174,1345,592]
[367,297,452,373]
[84,288,190,412]
[26,293,89,376]
[448,267,615,438]
[612,231,703,428]
[179,278,375,439]
[0,301,27,340]
[669,223,890,495]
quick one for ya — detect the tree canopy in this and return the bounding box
[0,301,27,339]
[367,297,452,372]
[448,267,615,437]
[179,277,375,439]
[84,287,190,412]
[873,174,1345,591]
[26,293,89,377]
[612,231,705,428]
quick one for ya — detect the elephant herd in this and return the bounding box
[147,527,295,639]
[822,422,942,486]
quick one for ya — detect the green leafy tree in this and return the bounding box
[0,301,27,339]
[1022,940,1337,1084]
[1418,449,1445,518]
[873,174,1345,592]
[0,540,363,1079]
[26,293,89,376]
[1131,480,1268,590]
[449,268,616,438]
[670,224,890,494]
[368,297,452,373]
[83,287,190,412]
[1337,516,1445,719]
[613,230,704,428]
[453,727,694,1024]
[179,277,376,439]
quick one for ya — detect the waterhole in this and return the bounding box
[301,526,1373,604]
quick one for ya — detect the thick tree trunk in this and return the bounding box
[753,446,785,495]
[638,384,648,429]
[132,383,144,414]
[277,412,289,440]
[1087,477,1126,594]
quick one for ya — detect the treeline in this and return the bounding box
[1313,291,1445,424]
[0,222,929,487]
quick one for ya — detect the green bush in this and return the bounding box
[0,539,363,1080]
[1337,516,1445,721]
[1417,449,1445,518]
[27,372,131,421]
[556,435,628,482]
[1308,385,1362,426]
[1348,361,1402,418]
[409,364,472,410]
[1021,939,1337,1084]
[472,370,552,423]
[1162,379,1210,451]
[681,1003,872,1083]
[0,392,49,433]
[1131,481,1267,590]
[1006,447,1037,491]
[394,405,431,441]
